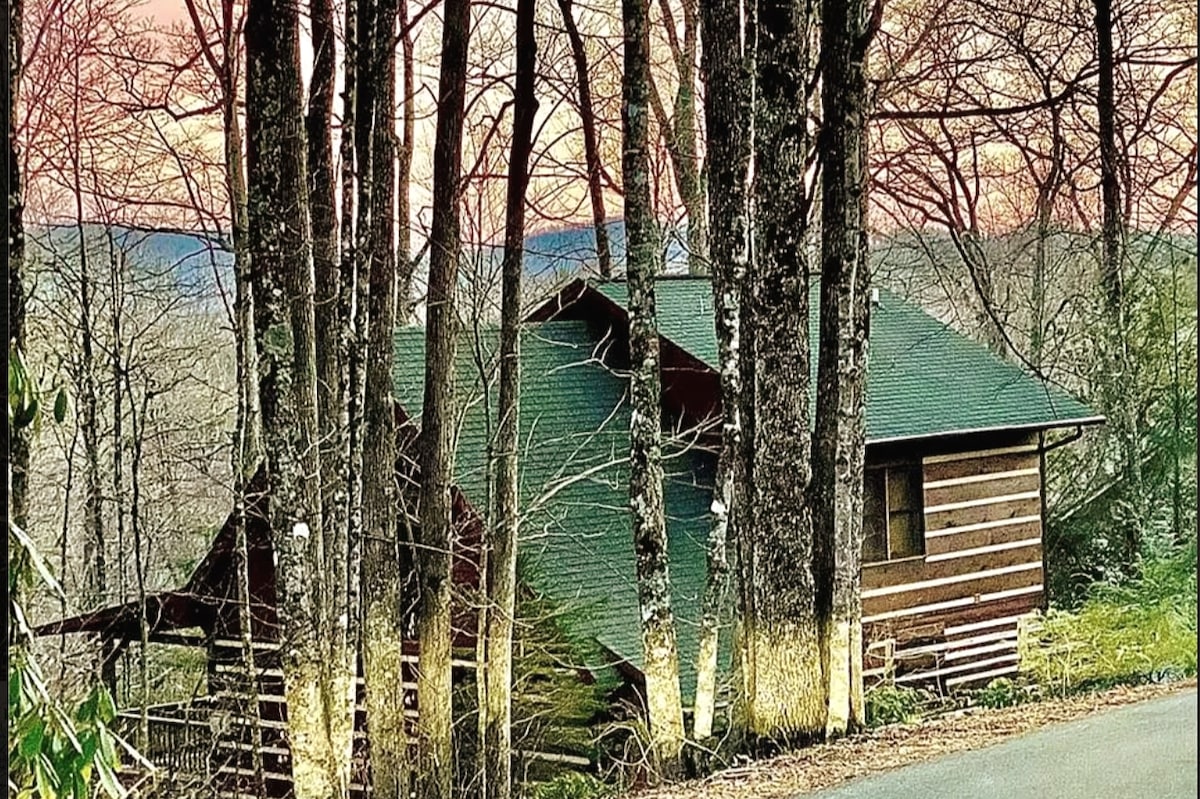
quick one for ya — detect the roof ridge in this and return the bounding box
[588,274,711,284]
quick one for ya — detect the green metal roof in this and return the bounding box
[393,321,725,703]
[594,279,1102,442]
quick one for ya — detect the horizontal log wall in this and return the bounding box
[863,438,1044,691]
[205,640,485,799]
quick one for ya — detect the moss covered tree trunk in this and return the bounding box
[245,0,347,792]
[213,16,266,766]
[219,17,261,473]
[623,0,686,777]
[417,0,470,794]
[361,0,410,792]
[306,0,359,784]
[213,24,263,761]
[307,0,344,562]
[695,0,751,742]
[8,0,29,535]
[733,0,758,716]
[812,0,875,739]
[480,1,536,796]
[744,0,825,748]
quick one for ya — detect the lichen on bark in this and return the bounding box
[623,0,686,776]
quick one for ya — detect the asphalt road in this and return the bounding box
[803,690,1197,799]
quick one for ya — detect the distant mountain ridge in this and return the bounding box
[29,221,1193,305]
[27,220,691,295]
[29,223,234,300]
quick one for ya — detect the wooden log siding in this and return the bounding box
[862,440,1044,690]
[205,638,385,798]
[201,636,491,798]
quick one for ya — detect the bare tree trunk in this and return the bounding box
[480,3,536,796]
[1030,108,1064,369]
[309,0,358,784]
[557,0,613,278]
[77,238,107,625]
[650,0,707,274]
[395,0,416,324]
[124,375,151,751]
[417,0,471,794]
[7,0,29,675]
[338,0,362,658]
[347,0,376,654]
[336,1,368,790]
[210,17,265,730]
[745,0,824,748]
[1094,0,1142,567]
[623,0,686,777]
[1095,0,1123,318]
[307,0,357,782]
[212,0,262,471]
[210,8,267,760]
[105,233,136,739]
[64,36,109,634]
[732,0,758,723]
[7,0,29,534]
[813,0,875,740]
[361,0,409,792]
[695,0,751,743]
[244,0,341,792]
[307,0,344,555]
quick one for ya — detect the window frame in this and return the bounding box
[862,461,926,565]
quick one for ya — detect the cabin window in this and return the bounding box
[863,464,924,563]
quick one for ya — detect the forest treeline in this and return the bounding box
[5,0,1196,797]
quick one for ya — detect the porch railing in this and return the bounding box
[116,699,216,780]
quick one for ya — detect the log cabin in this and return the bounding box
[394,275,1102,699]
[36,275,1102,794]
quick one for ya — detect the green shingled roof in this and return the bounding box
[393,321,724,703]
[594,279,1101,441]
[392,278,1099,704]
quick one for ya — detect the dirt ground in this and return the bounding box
[623,678,1198,799]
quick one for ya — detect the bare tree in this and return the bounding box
[172,0,262,473]
[812,0,877,739]
[8,0,30,537]
[361,0,409,792]
[695,0,751,743]
[1092,0,1145,566]
[307,0,343,550]
[396,0,416,322]
[308,0,360,783]
[479,0,536,796]
[623,0,686,776]
[416,0,471,794]
[743,0,825,746]
[557,0,615,278]
[62,24,111,638]
[169,0,270,781]
[244,0,349,791]
[649,0,707,274]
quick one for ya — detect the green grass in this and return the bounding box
[1021,543,1197,695]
